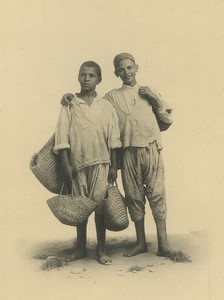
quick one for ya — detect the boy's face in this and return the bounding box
[115,59,138,86]
[78,66,101,92]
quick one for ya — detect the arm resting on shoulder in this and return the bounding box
[60,93,74,107]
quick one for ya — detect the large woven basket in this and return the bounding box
[29,134,63,194]
[47,191,97,226]
[103,182,129,231]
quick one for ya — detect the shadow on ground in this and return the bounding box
[30,231,207,264]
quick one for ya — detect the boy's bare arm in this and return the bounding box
[58,149,73,182]
[60,93,74,107]
[108,148,119,183]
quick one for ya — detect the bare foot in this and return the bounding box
[97,254,112,265]
[123,244,148,257]
[157,246,175,257]
[157,249,192,262]
[96,246,112,265]
[62,247,86,262]
[157,239,173,257]
[157,249,172,257]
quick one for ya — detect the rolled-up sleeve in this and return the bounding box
[108,105,122,149]
[153,90,173,124]
[53,106,71,154]
[154,105,173,124]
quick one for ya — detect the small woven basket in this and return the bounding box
[29,134,63,194]
[47,183,97,226]
[103,182,129,231]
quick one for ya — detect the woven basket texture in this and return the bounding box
[47,194,97,226]
[30,134,64,194]
[103,184,129,231]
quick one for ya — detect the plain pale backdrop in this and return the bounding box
[1,0,224,299]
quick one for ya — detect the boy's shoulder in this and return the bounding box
[105,87,123,101]
[96,94,106,101]
[103,97,117,112]
[106,87,122,94]
[95,94,114,110]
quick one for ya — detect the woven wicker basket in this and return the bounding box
[103,182,129,231]
[29,134,63,194]
[47,184,97,226]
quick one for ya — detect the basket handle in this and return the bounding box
[109,180,118,188]
[59,182,69,195]
[60,183,65,195]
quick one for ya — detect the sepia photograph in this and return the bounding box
[1,1,224,299]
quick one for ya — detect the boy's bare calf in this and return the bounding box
[95,214,112,265]
[62,221,88,262]
[123,217,148,257]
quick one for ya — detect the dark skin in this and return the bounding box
[58,65,118,264]
[60,59,175,259]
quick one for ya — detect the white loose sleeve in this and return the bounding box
[53,106,71,154]
[152,90,173,124]
[108,105,122,150]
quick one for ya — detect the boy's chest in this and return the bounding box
[78,101,103,124]
[70,104,108,132]
[114,92,153,119]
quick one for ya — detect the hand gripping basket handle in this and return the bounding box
[59,180,79,196]
[109,180,118,188]
[59,182,69,195]
[101,180,118,201]
[71,179,82,197]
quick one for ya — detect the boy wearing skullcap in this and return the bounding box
[105,53,173,257]
[61,54,175,258]
[113,53,136,67]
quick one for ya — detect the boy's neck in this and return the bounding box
[77,89,97,106]
[123,79,137,87]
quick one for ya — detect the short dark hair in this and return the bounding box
[79,61,102,79]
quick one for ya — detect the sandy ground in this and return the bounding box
[2,1,224,298]
[1,172,217,300]
[2,229,209,300]
[1,176,214,300]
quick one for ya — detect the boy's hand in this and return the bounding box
[60,93,74,107]
[63,164,74,182]
[139,86,157,100]
[139,86,163,108]
[107,166,117,184]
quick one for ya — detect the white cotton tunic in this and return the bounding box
[104,83,173,150]
[54,94,122,171]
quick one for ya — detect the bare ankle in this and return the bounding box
[123,244,148,257]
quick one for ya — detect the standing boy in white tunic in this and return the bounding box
[61,54,175,258]
[54,61,121,264]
